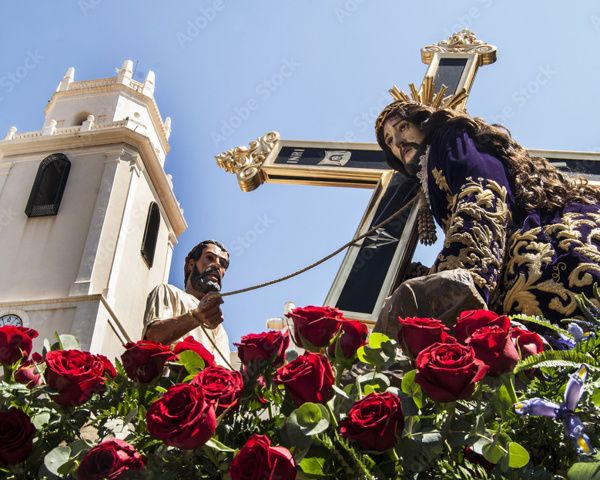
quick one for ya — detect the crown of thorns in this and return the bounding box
[375,76,468,132]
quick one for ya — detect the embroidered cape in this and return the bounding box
[425,126,600,322]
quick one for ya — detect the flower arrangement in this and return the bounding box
[1,289,600,479]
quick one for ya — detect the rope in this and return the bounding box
[219,194,418,297]
[198,194,418,370]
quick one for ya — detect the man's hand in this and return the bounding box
[191,293,224,330]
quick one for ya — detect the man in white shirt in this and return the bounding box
[143,240,232,367]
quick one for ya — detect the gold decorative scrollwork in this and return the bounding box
[421,29,497,66]
[215,131,280,192]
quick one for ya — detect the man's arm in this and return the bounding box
[144,293,224,345]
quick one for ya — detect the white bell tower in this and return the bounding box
[0,60,187,359]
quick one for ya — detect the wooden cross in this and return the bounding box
[215,30,600,325]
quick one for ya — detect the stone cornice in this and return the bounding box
[0,126,187,237]
[45,77,171,154]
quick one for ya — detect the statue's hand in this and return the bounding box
[191,293,224,329]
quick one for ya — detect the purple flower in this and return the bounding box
[514,364,595,456]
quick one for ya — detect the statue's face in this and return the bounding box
[187,244,229,296]
[382,117,425,174]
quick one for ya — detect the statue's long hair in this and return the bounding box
[375,102,600,211]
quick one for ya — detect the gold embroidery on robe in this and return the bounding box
[433,177,509,297]
[502,211,600,317]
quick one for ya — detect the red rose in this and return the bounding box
[287,305,343,350]
[416,342,488,402]
[45,350,116,406]
[339,392,404,451]
[0,326,38,365]
[77,439,144,480]
[191,366,243,415]
[14,352,43,388]
[273,352,334,407]
[146,383,216,449]
[174,336,216,368]
[121,340,175,383]
[235,331,290,368]
[510,328,544,358]
[327,320,368,361]
[454,310,510,343]
[467,325,519,376]
[0,408,36,465]
[397,317,453,358]
[230,434,296,480]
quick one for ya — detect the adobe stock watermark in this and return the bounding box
[337,91,390,142]
[78,0,103,16]
[0,51,44,103]
[176,0,226,49]
[228,214,276,258]
[491,65,556,125]
[445,0,493,36]
[335,0,367,23]
[0,207,18,230]
[211,58,300,148]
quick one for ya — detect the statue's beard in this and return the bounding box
[190,265,221,294]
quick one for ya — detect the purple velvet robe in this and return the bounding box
[426,126,600,322]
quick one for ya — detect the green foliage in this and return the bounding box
[514,348,600,373]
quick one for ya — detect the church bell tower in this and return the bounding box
[0,60,187,359]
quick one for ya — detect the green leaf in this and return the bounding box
[57,334,80,350]
[299,456,330,478]
[568,461,600,480]
[204,438,235,452]
[297,403,323,426]
[491,384,513,414]
[31,411,51,430]
[357,372,390,393]
[592,388,600,408]
[514,349,599,373]
[176,350,206,375]
[510,314,572,338]
[44,446,71,476]
[507,441,529,468]
[363,384,376,396]
[368,332,390,349]
[400,369,423,409]
[292,403,330,436]
[482,442,506,465]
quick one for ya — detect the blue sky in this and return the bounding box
[2,1,600,347]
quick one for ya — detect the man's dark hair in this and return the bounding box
[184,240,229,284]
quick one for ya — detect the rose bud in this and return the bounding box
[510,328,544,359]
[454,310,510,343]
[467,325,519,376]
[0,408,36,465]
[146,383,216,449]
[45,350,116,406]
[192,366,243,415]
[397,316,454,358]
[327,320,368,363]
[416,342,488,402]
[286,305,343,351]
[0,326,38,365]
[273,352,334,407]
[77,439,144,479]
[173,336,216,368]
[230,434,296,480]
[340,391,404,451]
[121,340,175,383]
[14,352,43,388]
[235,330,290,369]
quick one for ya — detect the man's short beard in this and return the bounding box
[189,265,221,294]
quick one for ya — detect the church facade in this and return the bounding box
[0,60,187,360]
